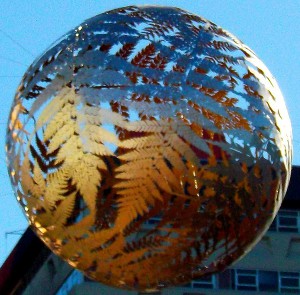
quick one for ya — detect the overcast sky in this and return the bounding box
[0,0,299,266]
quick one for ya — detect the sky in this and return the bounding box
[0,0,299,266]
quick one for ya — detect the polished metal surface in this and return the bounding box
[6,6,292,291]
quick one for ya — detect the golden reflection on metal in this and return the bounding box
[6,6,292,292]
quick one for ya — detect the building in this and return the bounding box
[1,166,300,295]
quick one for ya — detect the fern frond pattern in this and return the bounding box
[6,5,292,292]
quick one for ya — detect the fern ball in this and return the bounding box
[6,5,292,292]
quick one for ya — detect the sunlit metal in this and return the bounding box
[6,6,292,292]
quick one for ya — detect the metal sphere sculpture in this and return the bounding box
[6,6,292,291]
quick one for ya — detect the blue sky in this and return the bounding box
[0,0,299,266]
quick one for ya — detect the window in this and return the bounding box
[278,211,299,232]
[259,271,278,292]
[270,210,300,232]
[269,219,277,231]
[147,216,161,225]
[191,274,217,289]
[185,270,300,293]
[235,269,258,291]
[56,270,84,295]
[218,269,232,289]
[279,272,300,293]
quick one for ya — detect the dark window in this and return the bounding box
[218,269,232,289]
[235,269,258,291]
[237,285,257,291]
[282,278,299,287]
[280,272,300,293]
[269,210,300,232]
[259,271,278,292]
[278,211,299,232]
[147,217,161,224]
[269,219,277,231]
[191,274,216,289]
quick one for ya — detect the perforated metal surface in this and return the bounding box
[6,6,292,291]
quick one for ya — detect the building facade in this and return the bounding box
[1,166,300,295]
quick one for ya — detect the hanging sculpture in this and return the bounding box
[6,5,292,292]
